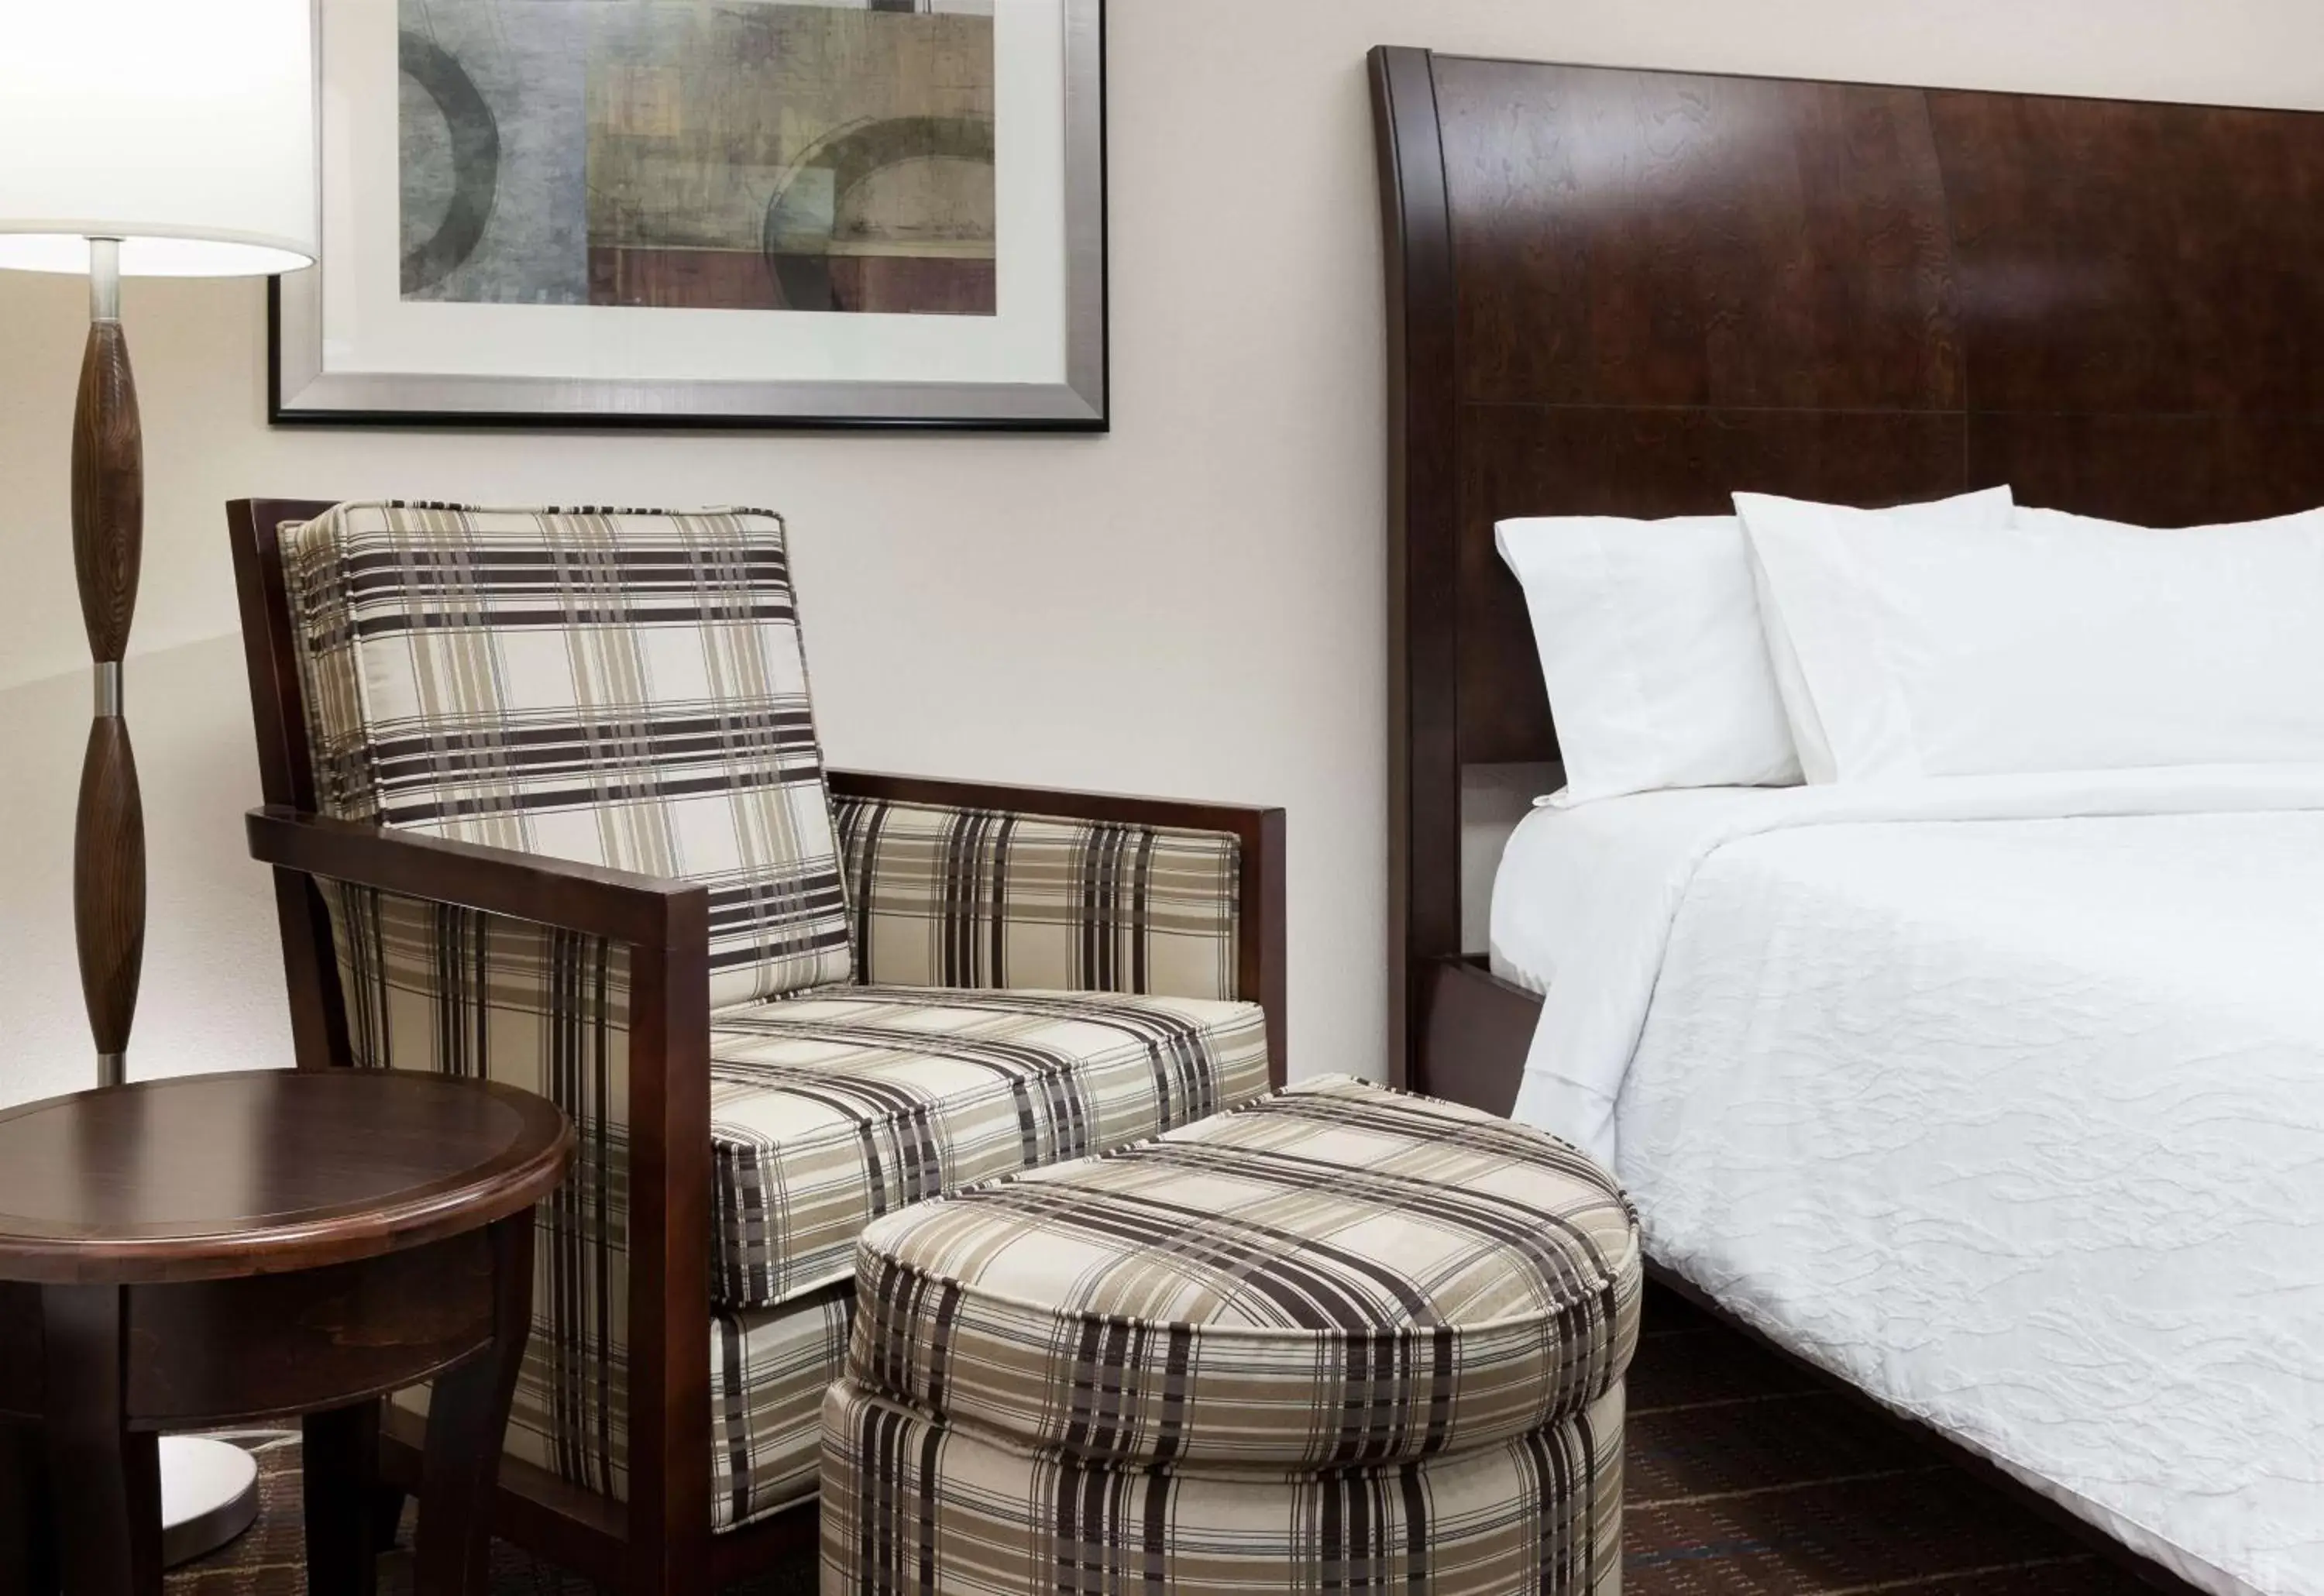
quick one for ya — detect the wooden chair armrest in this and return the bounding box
[246,803,715,1555]
[829,769,1277,840]
[245,807,708,949]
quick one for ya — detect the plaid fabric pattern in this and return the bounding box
[819,1379,1626,1596]
[849,1077,1642,1469]
[711,1283,854,1532]
[332,887,636,1503]
[280,501,853,1006]
[835,795,1241,1001]
[328,893,1270,1525]
[710,986,1272,1310]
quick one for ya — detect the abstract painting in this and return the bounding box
[397,0,997,316]
[277,0,1105,428]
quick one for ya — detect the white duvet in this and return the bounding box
[1490,768,2324,1596]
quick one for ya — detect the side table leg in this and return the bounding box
[304,1401,381,1596]
[373,1484,408,1552]
[414,1212,534,1596]
[2,1419,57,1595]
[40,1285,161,1596]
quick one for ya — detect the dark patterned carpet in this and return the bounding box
[164,1288,2126,1595]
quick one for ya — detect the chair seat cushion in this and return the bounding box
[847,1077,1642,1469]
[710,985,1270,1311]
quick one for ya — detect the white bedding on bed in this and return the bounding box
[1489,767,2324,1596]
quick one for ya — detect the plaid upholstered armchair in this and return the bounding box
[225,500,1284,1595]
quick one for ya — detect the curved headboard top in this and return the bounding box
[1375,47,2324,774]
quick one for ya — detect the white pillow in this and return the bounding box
[1737,487,2016,783]
[1739,497,2324,781]
[1494,514,1800,805]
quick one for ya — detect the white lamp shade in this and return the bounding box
[0,0,317,277]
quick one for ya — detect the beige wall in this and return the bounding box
[3,0,2319,1107]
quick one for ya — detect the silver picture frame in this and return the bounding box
[273,0,1105,431]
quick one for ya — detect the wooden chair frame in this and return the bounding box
[226,497,1287,1594]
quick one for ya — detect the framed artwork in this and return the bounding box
[273,0,1105,429]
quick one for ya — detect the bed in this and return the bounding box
[1370,47,2324,1596]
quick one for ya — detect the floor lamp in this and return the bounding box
[0,0,319,1568]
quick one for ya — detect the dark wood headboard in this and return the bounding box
[1373,46,2324,1090]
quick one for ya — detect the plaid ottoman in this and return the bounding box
[820,1076,1642,1595]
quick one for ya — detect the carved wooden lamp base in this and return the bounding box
[73,240,144,1092]
[70,242,263,1570]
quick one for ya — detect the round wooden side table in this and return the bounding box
[0,1069,572,1596]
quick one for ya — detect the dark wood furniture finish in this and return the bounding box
[0,1069,572,1596]
[1369,46,2323,1594]
[224,496,1290,1596]
[72,261,145,1079]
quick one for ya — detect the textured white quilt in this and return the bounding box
[1490,768,2324,1596]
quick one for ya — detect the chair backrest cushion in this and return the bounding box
[279,501,853,1003]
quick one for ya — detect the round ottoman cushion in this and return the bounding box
[847,1075,1642,1470]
